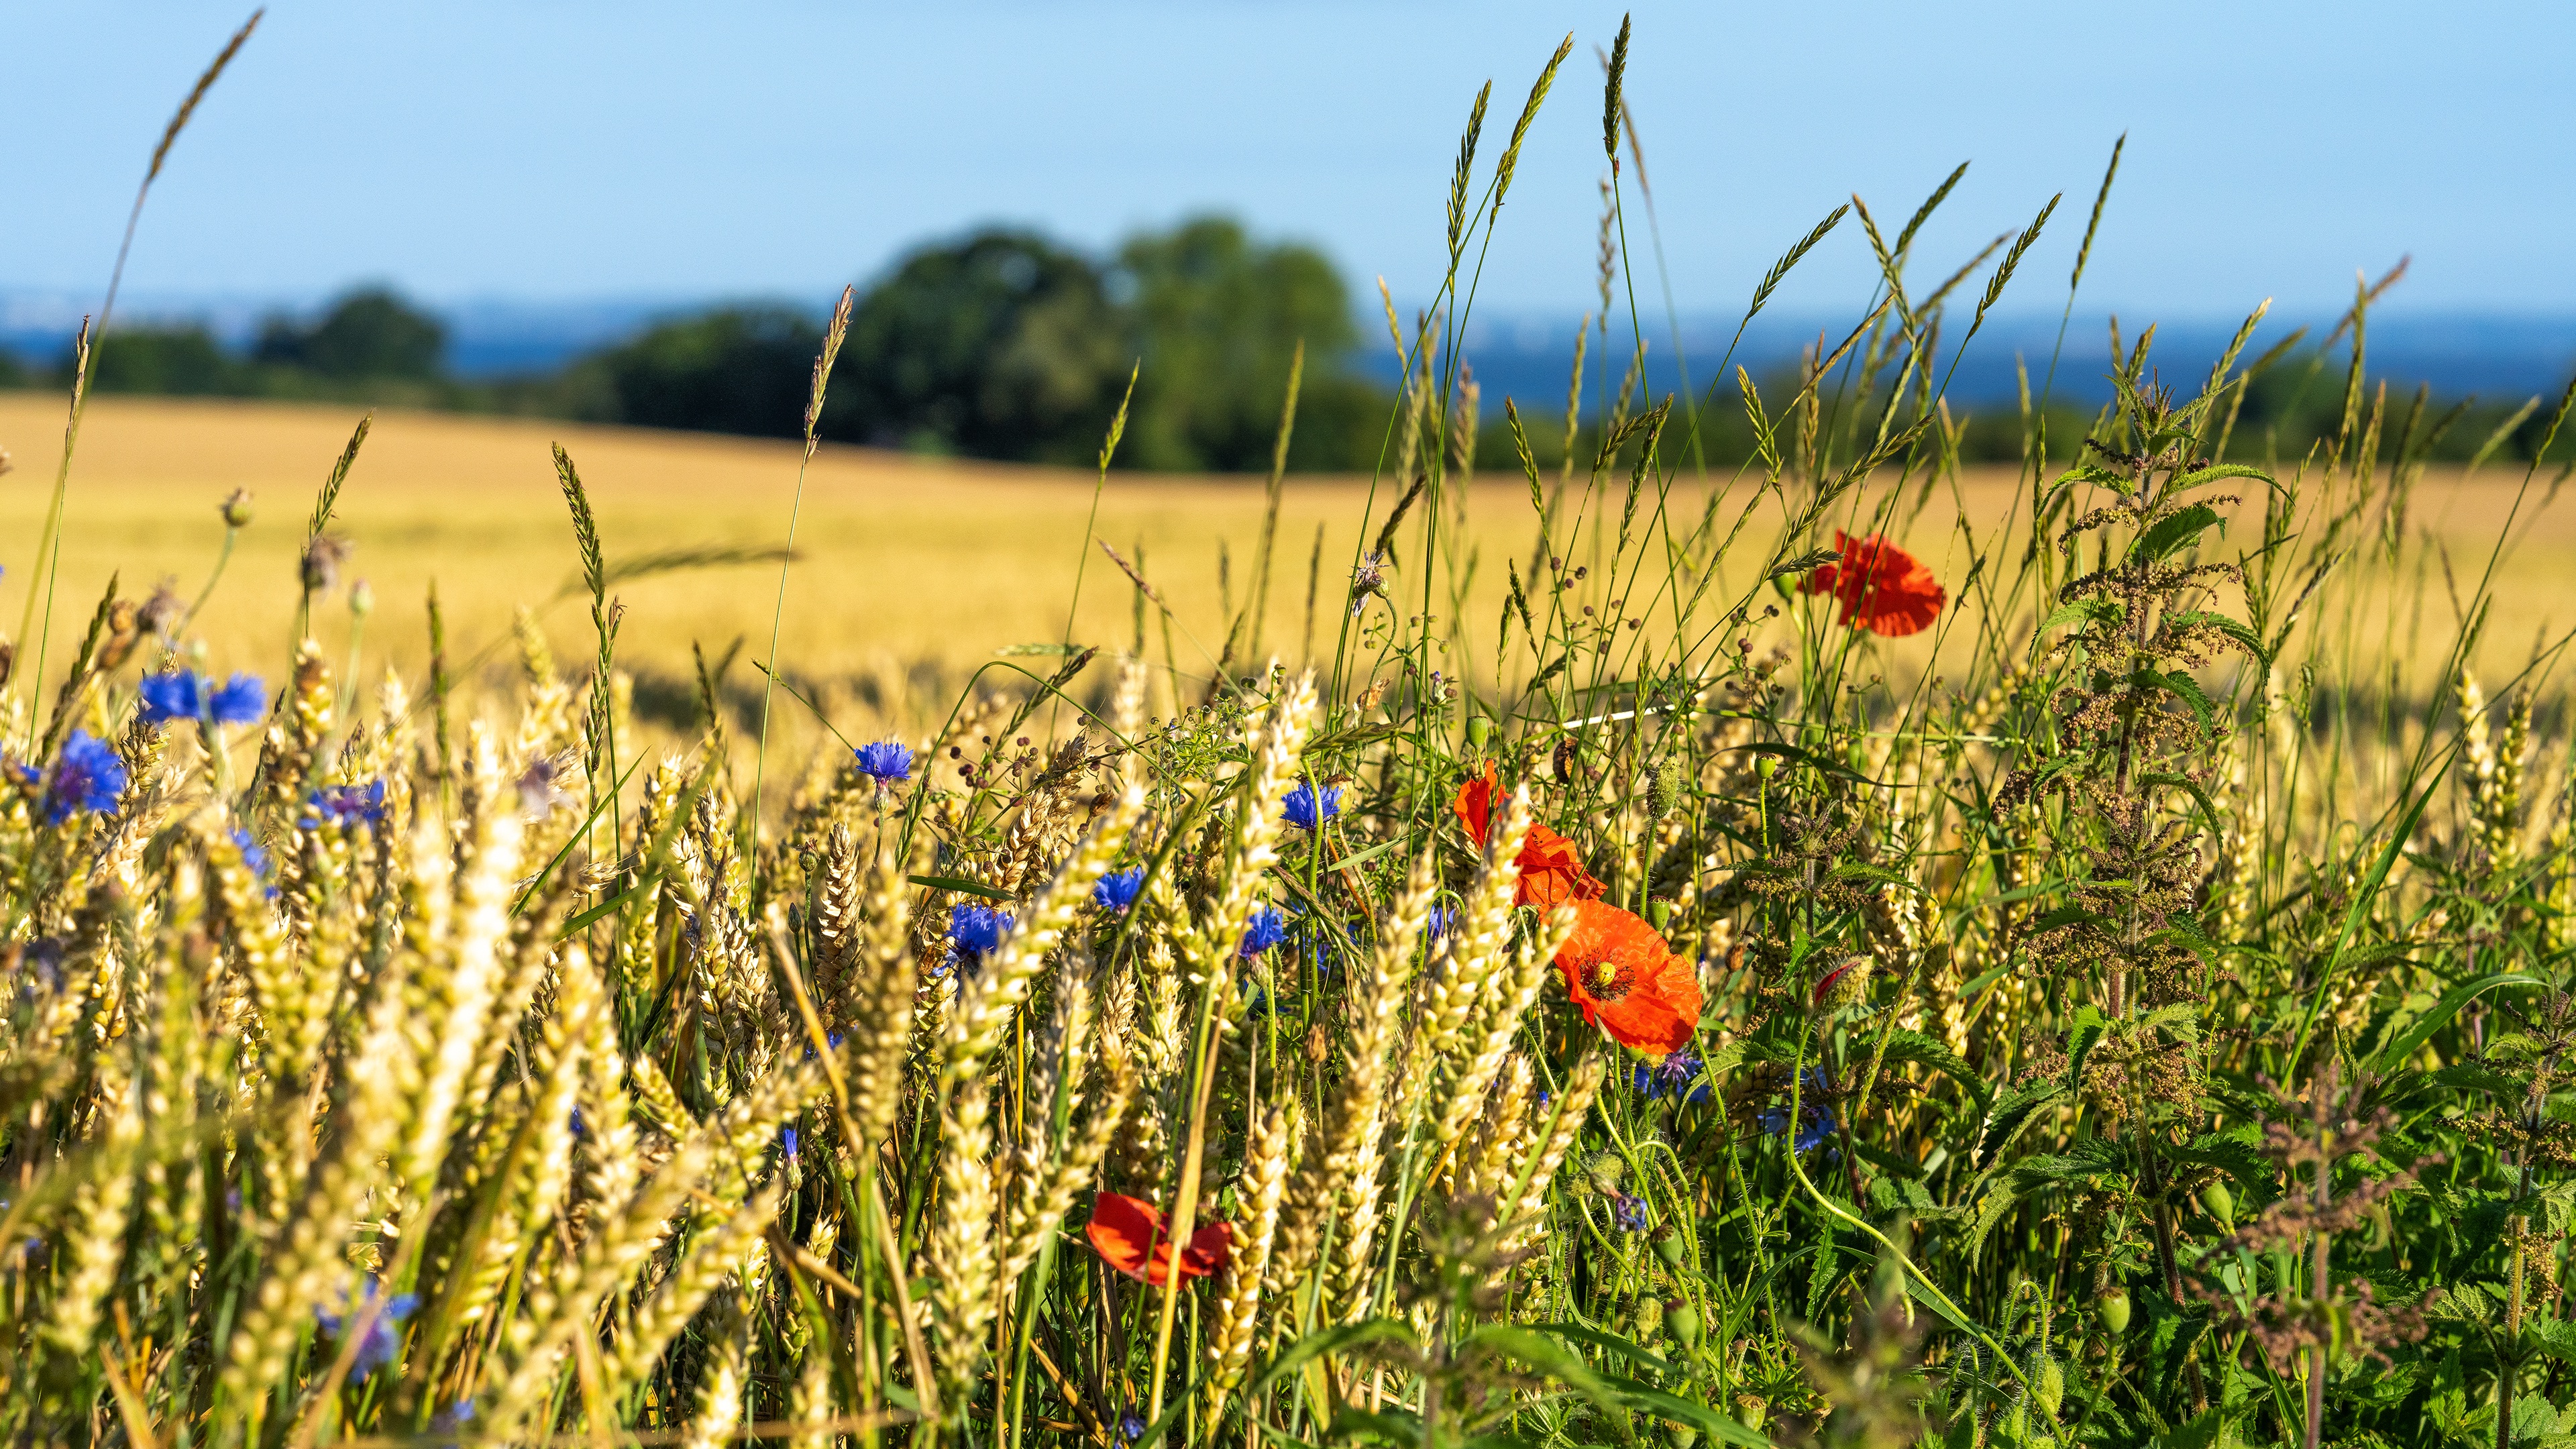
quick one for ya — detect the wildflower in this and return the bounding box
[1085,1190,1232,1286]
[138,670,267,727]
[782,1126,800,1162]
[1424,904,1456,942]
[1452,761,1607,907]
[1121,1414,1147,1442]
[1281,779,1342,830]
[1758,1068,1839,1154]
[1635,1047,1713,1104]
[946,902,1014,973]
[516,755,576,816]
[1610,1192,1650,1233]
[1238,905,1290,958]
[854,740,914,785]
[1092,866,1146,912]
[136,583,186,639]
[316,1281,418,1379]
[41,731,127,824]
[305,780,388,830]
[569,1106,586,1138]
[1804,529,1945,637]
[1348,548,1391,615]
[1551,898,1702,1054]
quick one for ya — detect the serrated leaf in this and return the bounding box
[2131,503,2225,564]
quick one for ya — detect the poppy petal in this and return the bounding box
[1085,1191,1165,1283]
[1452,763,1499,847]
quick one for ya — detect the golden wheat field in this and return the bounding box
[5,391,2570,741]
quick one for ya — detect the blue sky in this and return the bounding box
[6,1,2573,325]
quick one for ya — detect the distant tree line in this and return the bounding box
[1,215,2565,474]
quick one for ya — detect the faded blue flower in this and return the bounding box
[1424,905,1456,943]
[1092,866,1146,912]
[43,731,126,824]
[138,670,266,727]
[1758,1067,1839,1154]
[231,826,278,898]
[1610,1192,1650,1233]
[305,780,388,830]
[854,740,914,784]
[1281,780,1342,830]
[1634,1047,1712,1105]
[1238,905,1290,958]
[317,1281,418,1379]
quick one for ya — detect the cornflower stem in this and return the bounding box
[172,522,242,647]
[1782,1016,2037,1403]
[1147,973,1226,1425]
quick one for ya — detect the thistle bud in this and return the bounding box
[220,488,254,528]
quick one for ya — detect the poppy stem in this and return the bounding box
[1146,976,1225,1424]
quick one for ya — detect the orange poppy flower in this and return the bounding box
[1085,1191,1232,1287]
[1452,763,1607,908]
[1805,530,1945,637]
[1552,898,1703,1053]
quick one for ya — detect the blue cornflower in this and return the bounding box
[42,731,127,824]
[854,740,914,785]
[1424,906,1456,943]
[782,1127,801,1162]
[1281,780,1342,830]
[1634,1047,1713,1105]
[316,1281,418,1379]
[305,780,388,830]
[138,671,266,726]
[946,902,1014,973]
[1758,1067,1839,1154]
[1092,866,1146,912]
[1238,905,1290,958]
[1121,1413,1146,1442]
[231,826,280,899]
[569,1106,586,1138]
[1610,1192,1650,1233]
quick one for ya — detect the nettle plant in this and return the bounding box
[1973,348,2279,1421]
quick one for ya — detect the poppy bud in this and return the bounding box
[1663,1299,1703,1348]
[1648,759,1678,820]
[2033,1352,2063,1416]
[1755,755,1778,780]
[1813,955,1871,1012]
[1633,1299,1661,1340]
[2100,1288,2131,1335]
[1465,715,1491,751]
[220,488,254,528]
[2202,1182,2236,1227]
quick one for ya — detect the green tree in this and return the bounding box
[596,307,822,438]
[254,286,445,380]
[829,229,1125,464]
[83,323,240,394]
[1116,215,1378,472]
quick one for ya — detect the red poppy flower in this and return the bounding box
[1552,898,1703,1053]
[1805,530,1945,637]
[1452,763,1607,908]
[1085,1191,1232,1287]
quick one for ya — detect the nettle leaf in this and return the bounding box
[2138,770,2225,836]
[2131,503,2226,564]
[2138,667,2217,731]
[2171,461,2279,496]
[1978,1080,2062,1169]
[2040,597,2124,636]
[1876,1028,1990,1108]
[2166,608,2267,667]
[2168,1129,2273,1193]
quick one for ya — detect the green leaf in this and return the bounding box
[1525,1321,1675,1377]
[2169,462,2279,496]
[2131,503,2225,564]
[1248,1319,1420,1401]
[2168,1129,2272,1193]
[2165,608,2267,667]
[2137,770,2226,837]
[1876,1028,1990,1108]
[2040,598,2123,636]
[2373,971,2549,1074]
[1977,1081,2063,1169]
[908,873,1013,902]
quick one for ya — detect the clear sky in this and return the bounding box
[7,1,2573,324]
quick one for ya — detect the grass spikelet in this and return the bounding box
[1204,1099,1294,1409]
